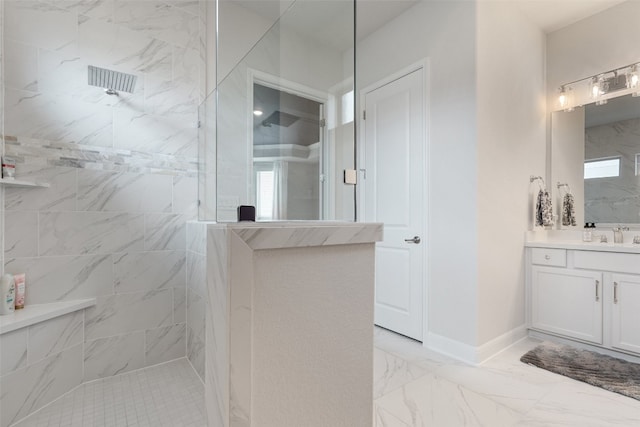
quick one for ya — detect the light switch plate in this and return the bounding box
[344,169,357,185]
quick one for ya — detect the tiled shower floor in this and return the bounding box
[12,359,205,427]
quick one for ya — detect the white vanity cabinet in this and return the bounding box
[526,244,640,357]
[610,273,640,354]
[531,265,603,344]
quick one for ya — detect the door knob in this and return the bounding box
[404,236,421,244]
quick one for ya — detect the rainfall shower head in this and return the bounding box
[88,65,138,96]
[261,111,300,128]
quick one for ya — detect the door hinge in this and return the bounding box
[363,110,366,120]
[320,118,326,128]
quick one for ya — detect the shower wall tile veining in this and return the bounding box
[0,1,206,425]
[186,221,207,381]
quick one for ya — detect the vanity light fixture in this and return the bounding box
[556,61,640,110]
[558,85,574,112]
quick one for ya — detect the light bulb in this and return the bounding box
[590,77,601,98]
[253,109,263,116]
[591,75,608,105]
[627,65,640,97]
[558,86,574,112]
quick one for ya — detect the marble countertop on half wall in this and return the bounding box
[207,221,384,250]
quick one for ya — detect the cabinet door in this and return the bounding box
[611,273,640,354]
[531,266,603,344]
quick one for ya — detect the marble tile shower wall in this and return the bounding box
[0,1,207,424]
[186,221,207,382]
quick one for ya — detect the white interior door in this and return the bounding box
[362,68,425,341]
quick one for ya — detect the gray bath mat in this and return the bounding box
[520,342,640,401]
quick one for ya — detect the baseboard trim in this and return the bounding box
[426,325,527,365]
[425,332,478,364]
[477,325,528,363]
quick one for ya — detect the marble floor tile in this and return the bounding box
[374,347,431,399]
[375,371,525,427]
[375,405,411,427]
[517,381,640,426]
[374,328,640,427]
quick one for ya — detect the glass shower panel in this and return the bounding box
[198,89,216,221]
[214,0,355,222]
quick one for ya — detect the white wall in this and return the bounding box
[357,0,479,347]
[358,0,546,354]
[476,1,546,347]
[551,109,585,228]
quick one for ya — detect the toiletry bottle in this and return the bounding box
[1,156,16,180]
[0,274,16,315]
[14,273,26,310]
[583,223,592,242]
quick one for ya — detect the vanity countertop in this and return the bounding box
[525,239,640,254]
[525,230,640,254]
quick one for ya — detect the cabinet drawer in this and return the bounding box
[531,248,567,267]
[574,251,640,275]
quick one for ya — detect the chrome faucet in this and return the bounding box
[613,227,628,244]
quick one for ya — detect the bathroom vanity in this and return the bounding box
[525,231,640,359]
[198,221,382,427]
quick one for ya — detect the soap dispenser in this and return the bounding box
[583,223,593,242]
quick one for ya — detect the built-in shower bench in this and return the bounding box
[0,298,96,335]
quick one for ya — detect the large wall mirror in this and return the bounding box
[551,94,640,227]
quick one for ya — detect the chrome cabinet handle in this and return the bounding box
[404,236,421,244]
[595,280,600,301]
[614,282,618,304]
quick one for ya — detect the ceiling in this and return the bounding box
[231,0,629,53]
[512,0,628,33]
